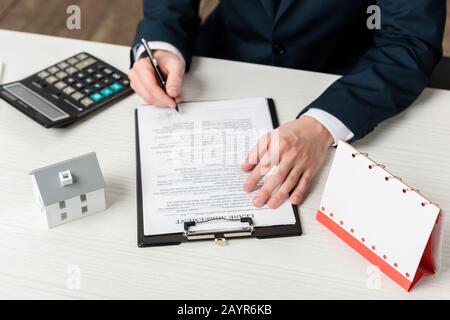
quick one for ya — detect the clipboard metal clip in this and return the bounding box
[183,217,255,243]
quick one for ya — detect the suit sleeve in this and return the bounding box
[299,0,446,140]
[132,0,201,69]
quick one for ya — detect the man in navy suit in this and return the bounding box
[129,0,445,209]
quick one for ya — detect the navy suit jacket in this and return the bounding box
[133,0,445,140]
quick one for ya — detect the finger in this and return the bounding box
[129,69,154,104]
[241,133,270,172]
[135,63,176,107]
[162,58,184,98]
[266,166,303,209]
[135,61,176,108]
[243,150,275,193]
[290,170,313,205]
[129,63,157,104]
[252,156,296,208]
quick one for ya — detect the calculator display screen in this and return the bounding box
[4,83,69,121]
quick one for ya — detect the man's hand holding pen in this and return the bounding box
[128,49,184,109]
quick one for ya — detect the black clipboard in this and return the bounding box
[135,98,302,247]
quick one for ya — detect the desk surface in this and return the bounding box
[1,30,449,299]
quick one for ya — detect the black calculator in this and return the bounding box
[0,52,133,128]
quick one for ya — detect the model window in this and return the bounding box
[80,194,87,202]
[61,212,67,220]
[81,206,88,214]
[59,200,66,209]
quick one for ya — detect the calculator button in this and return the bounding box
[71,92,85,101]
[112,73,122,80]
[76,53,89,60]
[102,68,113,75]
[56,71,68,79]
[57,61,70,69]
[47,66,60,74]
[66,77,76,84]
[51,93,62,100]
[45,75,58,84]
[86,68,96,74]
[96,63,105,70]
[80,97,94,107]
[84,77,94,84]
[67,57,79,65]
[121,79,130,86]
[89,92,104,102]
[110,82,124,92]
[75,57,97,70]
[94,73,103,80]
[75,61,86,70]
[66,66,78,74]
[54,81,67,90]
[82,87,94,95]
[76,72,86,79]
[74,83,85,90]
[75,60,90,70]
[101,77,113,85]
[92,83,103,90]
[37,71,50,79]
[63,86,76,95]
[32,81,43,89]
[100,87,114,97]
[85,57,96,65]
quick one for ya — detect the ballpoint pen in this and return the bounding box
[141,38,179,112]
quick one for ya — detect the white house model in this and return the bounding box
[30,152,106,228]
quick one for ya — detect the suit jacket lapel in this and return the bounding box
[274,0,295,25]
[260,0,276,20]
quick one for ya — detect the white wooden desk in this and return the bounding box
[0,30,449,299]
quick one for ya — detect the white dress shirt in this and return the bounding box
[133,41,354,145]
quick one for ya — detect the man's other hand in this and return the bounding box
[241,116,333,208]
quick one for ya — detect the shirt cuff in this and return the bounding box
[133,41,186,66]
[301,108,354,146]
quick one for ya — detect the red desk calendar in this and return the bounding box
[317,141,444,291]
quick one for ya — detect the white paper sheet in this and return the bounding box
[137,98,297,236]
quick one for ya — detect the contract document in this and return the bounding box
[136,98,298,237]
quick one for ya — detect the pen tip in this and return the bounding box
[175,105,179,112]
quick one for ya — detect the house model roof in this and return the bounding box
[30,152,105,206]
